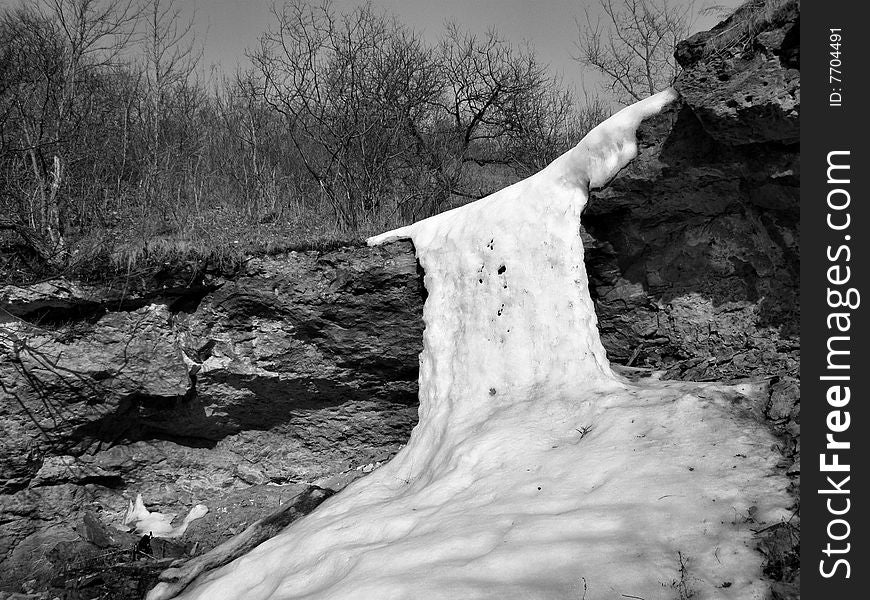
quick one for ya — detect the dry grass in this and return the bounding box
[95,210,371,283]
[1,145,522,287]
[704,0,798,55]
[3,203,397,286]
[7,173,512,286]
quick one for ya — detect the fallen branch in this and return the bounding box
[146,486,333,600]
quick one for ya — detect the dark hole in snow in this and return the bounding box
[497,265,506,274]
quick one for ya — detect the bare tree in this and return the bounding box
[507,87,610,174]
[135,0,204,227]
[31,0,139,243]
[430,24,573,199]
[211,71,281,219]
[576,0,694,105]
[0,7,67,261]
[0,0,599,273]
[0,0,139,266]
[250,0,443,228]
[249,1,584,227]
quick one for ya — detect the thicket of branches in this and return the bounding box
[576,0,694,105]
[0,0,608,278]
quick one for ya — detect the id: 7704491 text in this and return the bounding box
[829,28,843,107]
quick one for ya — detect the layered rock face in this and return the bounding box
[0,244,423,585]
[0,3,799,592]
[584,1,799,434]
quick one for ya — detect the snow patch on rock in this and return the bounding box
[162,90,790,600]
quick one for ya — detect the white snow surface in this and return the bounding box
[171,90,791,599]
[124,493,208,538]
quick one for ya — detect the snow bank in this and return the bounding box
[164,90,791,599]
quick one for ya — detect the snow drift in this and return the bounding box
[157,89,791,600]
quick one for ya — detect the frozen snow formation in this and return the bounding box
[124,494,209,539]
[163,90,791,599]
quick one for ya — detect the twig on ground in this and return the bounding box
[146,486,333,600]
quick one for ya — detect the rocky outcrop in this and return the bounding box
[674,0,799,146]
[0,4,800,594]
[0,242,423,588]
[582,7,800,592]
[584,0,799,387]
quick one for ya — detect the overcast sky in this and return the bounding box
[192,0,741,91]
[0,0,742,93]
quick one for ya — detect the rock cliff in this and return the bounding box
[584,0,799,433]
[0,2,799,595]
[586,1,799,380]
[1,244,424,588]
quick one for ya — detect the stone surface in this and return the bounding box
[0,304,190,495]
[584,2,799,387]
[0,242,423,590]
[0,5,801,594]
[674,1,799,146]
